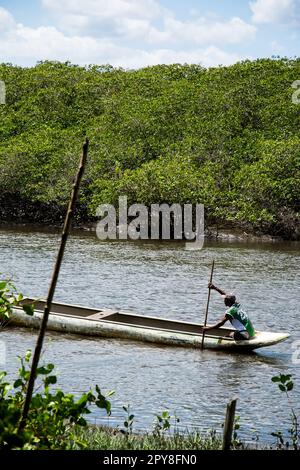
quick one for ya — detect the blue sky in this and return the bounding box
[0,0,299,68]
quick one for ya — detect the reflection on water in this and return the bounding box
[0,226,299,442]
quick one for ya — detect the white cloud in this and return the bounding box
[0,6,16,32]
[116,16,256,46]
[250,0,297,24]
[42,0,256,46]
[122,46,240,69]
[153,16,256,46]
[0,3,251,68]
[270,39,284,52]
[42,0,163,20]
[0,8,240,68]
[0,22,116,62]
[42,0,165,34]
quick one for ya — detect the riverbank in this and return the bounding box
[69,425,222,450]
[1,192,299,242]
[56,424,279,450]
[0,217,293,244]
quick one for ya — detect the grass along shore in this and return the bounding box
[70,425,222,450]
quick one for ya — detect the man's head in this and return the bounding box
[222,293,236,307]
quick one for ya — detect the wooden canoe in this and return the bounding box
[9,298,290,352]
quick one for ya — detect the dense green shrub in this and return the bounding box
[0,58,299,237]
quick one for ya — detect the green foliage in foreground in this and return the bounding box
[0,279,23,322]
[0,349,113,449]
[0,279,33,324]
[271,374,299,450]
[0,58,300,238]
[0,347,220,450]
[0,351,298,450]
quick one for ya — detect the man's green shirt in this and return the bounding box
[225,303,255,337]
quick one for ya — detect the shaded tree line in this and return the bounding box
[0,59,299,239]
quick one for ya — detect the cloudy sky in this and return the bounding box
[0,0,299,68]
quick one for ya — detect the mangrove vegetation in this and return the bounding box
[0,58,299,238]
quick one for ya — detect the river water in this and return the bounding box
[0,226,299,444]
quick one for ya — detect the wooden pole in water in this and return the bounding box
[19,138,89,432]
[201,259,215,350]
[222,397,238,450]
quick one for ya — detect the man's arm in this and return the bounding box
[208,283,226,296]
[202,315,228,332]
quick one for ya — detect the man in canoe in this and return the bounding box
[202,283,255,340]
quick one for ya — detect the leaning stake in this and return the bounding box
[201,259,215,350]
[19,138,89,431]
[222,397,238,450]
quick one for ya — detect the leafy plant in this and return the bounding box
[0,350,114,449]
[271,373,299,450]
[232,415,243,449]
[0,278,36,330]
[121,404,135,436]
[0,279,30,324]
[153,410,171,437]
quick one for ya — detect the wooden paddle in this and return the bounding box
[201,260,215,350]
